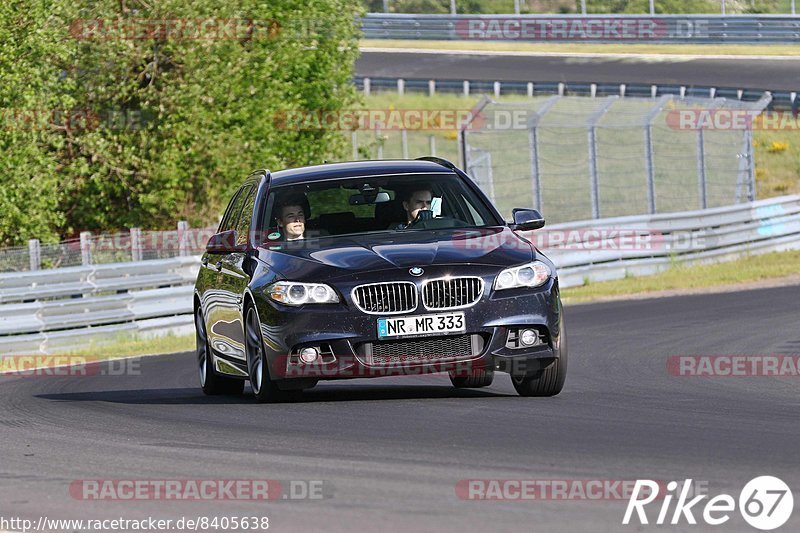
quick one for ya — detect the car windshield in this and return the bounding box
[261,173,501,241]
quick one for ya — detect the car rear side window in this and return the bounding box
[235,187,257,246]
[220,185,253,233]
[218,187,243,233]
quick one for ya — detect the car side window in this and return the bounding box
[235,187,257,246]
[461,194,486,225]
[219,187,245,233]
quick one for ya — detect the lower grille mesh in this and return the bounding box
[367,334,480,365]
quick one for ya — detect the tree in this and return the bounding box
[0,0,362,243]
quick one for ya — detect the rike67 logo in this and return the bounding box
[623,477,794,530]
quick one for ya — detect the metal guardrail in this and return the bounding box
[0,257,198,355]
[551,195,800,288]
[1,196,798,354]
[354,76,798,112]
[362,14,800,44]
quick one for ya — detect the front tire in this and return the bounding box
[512,317,567,397]
[245,306,299,403]
[196,307,244,396]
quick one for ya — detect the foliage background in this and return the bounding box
[0,0,362,246]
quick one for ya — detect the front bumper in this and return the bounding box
[252,272,564,382]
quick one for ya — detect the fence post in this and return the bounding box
[178,221,189,257]
[528,125,542,213]
[463,80,470,97]
[377,127,383,159]
[80,231,92,266]
[747,129,756,201]
[586,97,618,219]
[130,228,143,262]
[363,77,371,96]
[644,95,671,215]
[527,95,559,214]
[28,239,41,271]
[428,80,436,97]
[397,79,405,95]
[401,129,409,159]
[429,134,436,156]
[493,81,501,98]
[450,0,456,15]
[352,131,358,160]
[514,0,520,14]
[650,0,655,15]
[696,128,708,209]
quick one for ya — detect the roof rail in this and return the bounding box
[415,156,457,171]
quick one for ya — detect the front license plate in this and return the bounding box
[377,312,466,339]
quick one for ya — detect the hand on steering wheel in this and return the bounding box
[408,209,434,227]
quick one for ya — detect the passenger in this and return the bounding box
[274,193,307,241]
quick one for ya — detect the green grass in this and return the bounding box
[562,249,800,303]
[362,39,800,57]
[60,332,195,359]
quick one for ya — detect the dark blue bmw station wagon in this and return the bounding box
[194,157,566,402]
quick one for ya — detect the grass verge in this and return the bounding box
[59,332,195,360]
[361,40,800,57]
[561,249,800,304]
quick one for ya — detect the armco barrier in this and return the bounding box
[361,14,800,44]
[1,196,798,355]
[354,77,798,112]
[0,257,198,355]
[546,195,800,287]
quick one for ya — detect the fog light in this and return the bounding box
[520,329,538,347]
[299,347,319,364]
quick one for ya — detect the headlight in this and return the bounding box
[267,281,339,306]
[494,261,550,291]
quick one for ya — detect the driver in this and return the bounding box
[394,186,434,229]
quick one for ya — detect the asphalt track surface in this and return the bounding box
[356,50,800,91]
[2,284,800,532]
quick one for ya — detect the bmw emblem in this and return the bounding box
[409,267,424,277]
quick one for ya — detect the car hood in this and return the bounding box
[256,227,537,281]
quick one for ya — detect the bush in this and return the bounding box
[1,0,362,244]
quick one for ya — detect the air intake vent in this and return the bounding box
[365,334,484,365]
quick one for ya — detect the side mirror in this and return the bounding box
[206,230,243,253]
[510,208,545,231]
